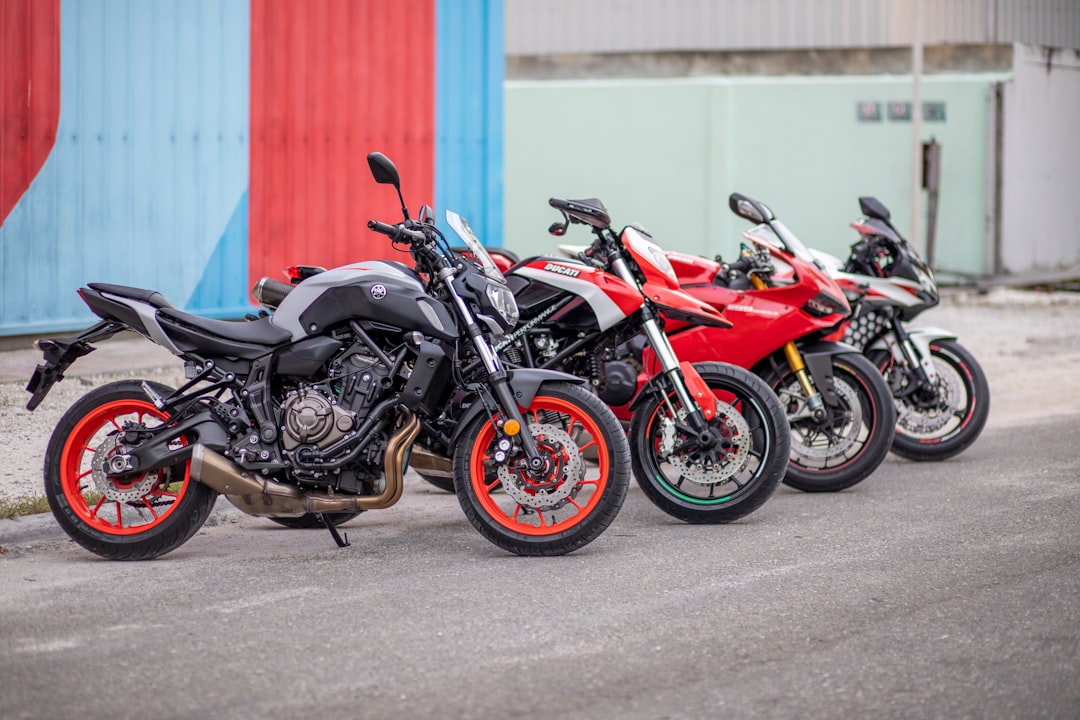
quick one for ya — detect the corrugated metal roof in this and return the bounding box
[506,0,1080,54]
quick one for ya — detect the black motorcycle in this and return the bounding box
[25,153,630,559]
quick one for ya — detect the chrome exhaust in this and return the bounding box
[189,409,421,516]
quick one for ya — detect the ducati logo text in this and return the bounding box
[543,263,581,278]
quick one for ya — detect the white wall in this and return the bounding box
[1000,45,1080,274]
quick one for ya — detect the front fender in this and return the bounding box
[867,326,956,384]
[448,368,586,447]
[779,340,863,409]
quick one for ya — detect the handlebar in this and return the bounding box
[367,219,427,244]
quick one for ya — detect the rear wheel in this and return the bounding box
[768,353,896,492]
[628,362,789,523]
[43,380,218,560]
[453,382,630,556]
[870,339,989,461]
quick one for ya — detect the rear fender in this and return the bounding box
[448,368,586,446]
[25,321,126,411]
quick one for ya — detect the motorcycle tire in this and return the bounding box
[43,380,218,560]
[267,512,361,529]
[453,381,630,556]
[628,362,789,523]
[768,352,896,493]
[870,339,990,462]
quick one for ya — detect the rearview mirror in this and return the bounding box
[367,152,400,188]
[728,193,774,224]
[858,196,891,222]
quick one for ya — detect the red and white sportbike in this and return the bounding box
[471,197,793,525]
[812,197,989,461]
[648,194,897,492]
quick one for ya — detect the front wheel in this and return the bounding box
[628,362,790,523]
[453,382,630,556]
[43,380,219,560]
[870,338,990,461]
[768,352,896,492]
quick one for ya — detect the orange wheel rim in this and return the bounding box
[59,399,190,535]
[468,396,609,536]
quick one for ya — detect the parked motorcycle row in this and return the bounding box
[24,152,989,560]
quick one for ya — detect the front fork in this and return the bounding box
[887,316,939,388]
[748,273,828,421]
[442,267,546,470]
[608,255,715,435]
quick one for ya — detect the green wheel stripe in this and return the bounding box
[655,475,734,504]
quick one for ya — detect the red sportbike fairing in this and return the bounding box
[809,196,989,462]
[652,193,897,493]
[480,196,791,525]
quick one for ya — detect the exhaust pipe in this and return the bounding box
[408,445,454,478]
[251,277,293,311]
[190,410,421,516]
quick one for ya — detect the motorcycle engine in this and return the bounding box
[596,360,639,406]
[281,386,356,451]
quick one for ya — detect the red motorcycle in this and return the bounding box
[654,193,896,492]
[452,198,793,524]
[541,194,895,492]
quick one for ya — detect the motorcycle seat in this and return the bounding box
[88,282,175,309]
[157,307,293,346]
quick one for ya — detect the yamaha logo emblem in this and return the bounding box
[370,284,387,300]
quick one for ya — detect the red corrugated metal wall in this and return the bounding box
[0,0,60,225]
[249,0,436,290]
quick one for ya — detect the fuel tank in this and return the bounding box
[271,260,458,341]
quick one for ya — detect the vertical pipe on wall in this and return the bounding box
[910,0,923,251]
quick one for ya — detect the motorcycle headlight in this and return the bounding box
[485,282,519,329]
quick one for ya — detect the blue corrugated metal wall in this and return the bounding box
[0,0,505,337]
[435,0,504,246]
[0,0,249,335]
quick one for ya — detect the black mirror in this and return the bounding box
[728,192,774,224]
[367,151,409,220]
[418,204,434,224]
[367,152,400,188]
[858,196,891,222]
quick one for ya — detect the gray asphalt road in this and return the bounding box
[1,412,1077,720]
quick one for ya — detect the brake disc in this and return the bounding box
[497,423,583,509]
[896,361,962,434]
[785,377,862,460]
[667,401,752,484]
[91,435,162,503]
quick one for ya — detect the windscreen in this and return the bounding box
[743,221,817,265]
[445,210,506,281]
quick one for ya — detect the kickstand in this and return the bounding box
[319,513,350,548]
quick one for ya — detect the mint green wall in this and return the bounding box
[505,74,1006,275]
